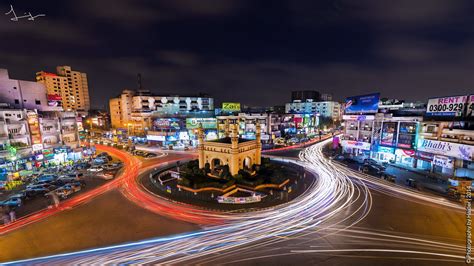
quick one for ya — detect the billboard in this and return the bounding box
[381,122,398,146]
[47,94,62,107]
[185,118,217,129]
[344,93,380,114]
[222,102,241,112]
[467,95,474,117]
[341,140,371,151]
[417,139,473,161]
[426,95,468,117]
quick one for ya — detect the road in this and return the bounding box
[5,139,468,265]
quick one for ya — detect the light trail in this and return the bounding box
[0,145,140,235]
[4,139,466,264]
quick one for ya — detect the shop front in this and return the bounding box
[417,138,474,178]
[394,148,415,167]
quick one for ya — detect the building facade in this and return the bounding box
[36,66,91,113]
[109,89,214,134]
[0,69,61,112]
[285,100,342,121]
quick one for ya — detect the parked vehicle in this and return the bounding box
[361,164,384,176]
[406,178,418,188]
[87,166,103,173]
[60,183,82,192]
[1,197,22,207]
[56,188,75,199]
[9,191,30,201]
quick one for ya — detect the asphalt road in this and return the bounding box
[0,142,469,265]
[0,189,199,262]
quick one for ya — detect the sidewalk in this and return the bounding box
[384,165,449,196]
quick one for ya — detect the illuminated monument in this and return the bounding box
[198,122,261,176]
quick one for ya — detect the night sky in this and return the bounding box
[1,0,473,109]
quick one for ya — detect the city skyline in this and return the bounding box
[1,0,473,108]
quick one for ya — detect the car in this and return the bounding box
[55,188,75,199]
[381,173,396,182]
[9,191,29,201]
[361,164,384,176]
[59,183,82,192]
[1,197,22,207]
[97,172,114,180]
[406,178,418,188]
[145,153,157,158]
[26,184,56,193]
[353,155,369,164]
[87,166,103,172]
[37,174,57,183]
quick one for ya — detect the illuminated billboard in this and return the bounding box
[344,93,380,114]
[426,95,468,117]
[222,102,241,112]
[185,118,217,129]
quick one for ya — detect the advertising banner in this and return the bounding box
[217,195,261,204]
[186,118,217,129]
[467,94,474,117]
[222,102,241,112]
[27,111,42,145]
[417,138,473,161]
[426,95,468,117]
[47,94,62,107]
[433,155,454,169]
[341,140,371,150]
[344,93,380,114]
[381,122,398,146]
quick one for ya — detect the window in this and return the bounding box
[35,100,41,105]
[14,99,19,104]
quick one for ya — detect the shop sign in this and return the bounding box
[217,195,261,204]
[186,118,217,129]
[342,115,375,121]
[147,135,165,141]
[222,102,241,112]
[32,143,43,152]
[378,146,395,154]
[433,155,454,169]
[467,95,474,117]
[415,151,434,161]
[341,140,371,151]
[417,138,473,161]
[426,95,468,117]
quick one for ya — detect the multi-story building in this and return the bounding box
[341,93,474,180]
[291,90,320,102]
[36,66,91,113]
[285,99,342,121]
[110,89,214,134]
[0,69,61,112]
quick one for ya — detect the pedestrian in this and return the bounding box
[2,211,10,225]
[9,209,16,222]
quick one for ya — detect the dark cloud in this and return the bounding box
[0,0,473,109]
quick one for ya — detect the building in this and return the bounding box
[109,89,214,134]
[0,69,61,112]
[36,66,91,113]
[291,90,320,102]
[341,93,474,180]
[320,93,333,101]
[285,100,342,121]
[198,123,262,176]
